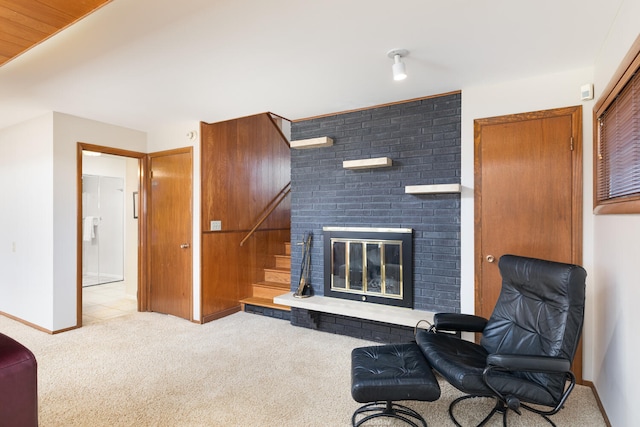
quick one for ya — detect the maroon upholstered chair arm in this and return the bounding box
[0,332,38,427]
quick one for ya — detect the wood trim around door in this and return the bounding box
[76,143,148,327]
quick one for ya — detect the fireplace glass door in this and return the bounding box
[323,227,413,308]
[330,238,403,300]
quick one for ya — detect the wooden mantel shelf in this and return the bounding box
[274,293,434,328]
[290,136,333,149]
[405,184,461,194]
[343,157,393,170]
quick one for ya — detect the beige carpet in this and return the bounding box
[0,312,606,426]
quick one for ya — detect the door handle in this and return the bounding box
[180,243,190,249]
[486,254,495,263]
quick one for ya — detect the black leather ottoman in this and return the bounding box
[351,343,440,427]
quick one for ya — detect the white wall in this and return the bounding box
[590,2,640,426]
[0,112,146,330]
[52,112,146,330]
[0,113,55,328]
[0,112,149,332]
[147,121,201,321]
[0,112,206,330]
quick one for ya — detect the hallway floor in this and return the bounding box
[82,281,137,325]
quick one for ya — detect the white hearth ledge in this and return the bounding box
[274,293,434,328]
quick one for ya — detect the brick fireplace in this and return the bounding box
[286,93,461,342]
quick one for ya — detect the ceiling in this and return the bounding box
[0,0,111,67]
[0,0,625,132]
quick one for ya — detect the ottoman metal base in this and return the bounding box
[351,343,440,427]
[352,400,426,427]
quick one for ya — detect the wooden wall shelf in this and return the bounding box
[405,184,461,194]
[290,136,333,149]
[343,157,392,170]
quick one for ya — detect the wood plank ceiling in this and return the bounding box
[0,0,111,67]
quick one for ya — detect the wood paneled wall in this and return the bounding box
[200,113,291,322]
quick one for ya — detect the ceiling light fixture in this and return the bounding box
[387,49,409,81]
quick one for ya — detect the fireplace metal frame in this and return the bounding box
[323,227,413,308]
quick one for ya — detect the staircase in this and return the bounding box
[240,242,292,312]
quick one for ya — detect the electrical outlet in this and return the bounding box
[210,220,222,231]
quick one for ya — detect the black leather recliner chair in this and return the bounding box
[415,254,586,426]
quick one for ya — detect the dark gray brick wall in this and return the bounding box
[244,304,292,321]
[291,308,416,343]
[290,93,461,313]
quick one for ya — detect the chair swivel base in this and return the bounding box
[353,401,426,427]
[449,395,557,427]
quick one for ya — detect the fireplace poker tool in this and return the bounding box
[294,232,312,298]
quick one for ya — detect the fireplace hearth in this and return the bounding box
[323,227,413,308]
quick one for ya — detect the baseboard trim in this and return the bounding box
[583,380,612,427]
[202,306,240,323]
[0,311,54,334]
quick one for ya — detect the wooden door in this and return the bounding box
[148,148,193,320]
[474,106,583,379]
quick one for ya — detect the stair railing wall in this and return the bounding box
[240,181,291,246]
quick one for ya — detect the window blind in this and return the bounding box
[596,70,640,203]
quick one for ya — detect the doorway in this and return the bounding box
[474,105,583,380]
[77,143,148,326]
